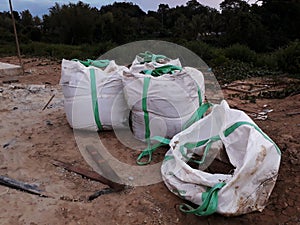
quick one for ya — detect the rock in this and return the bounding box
[3,138,16,149]
[46,120,53,126]
[290,158,298,165]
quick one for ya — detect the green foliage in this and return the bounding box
[43,2,98,44]
[184,41,218,61]
[256,53,278,70]
[223,44,257,63]
[0,41,116,59]
[213,60,281,84]
[1,0,299,51]
[210,53,230,66]
[275,41,300,74]
[0,0,299,81]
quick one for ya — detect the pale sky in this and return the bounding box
[1,0,258,17]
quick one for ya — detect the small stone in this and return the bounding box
[46,120,53,126]
[290,159,298,165]
[128,176,134,181]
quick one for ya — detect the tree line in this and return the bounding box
[0,0,299,53]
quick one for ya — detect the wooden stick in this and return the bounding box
[42,94,55,111]
[8,0,24,75]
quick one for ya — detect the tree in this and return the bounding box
[219,0,269,50]
[43,1,98,44]
[255,0,300,49]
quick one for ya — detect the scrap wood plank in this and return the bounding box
[0,175,48,197]
[85,145,124,188]
[52,158,125,191]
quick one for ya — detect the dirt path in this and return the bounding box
[0,57,299,225]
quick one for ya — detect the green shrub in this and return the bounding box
[0,41,117,59]
[210,49,230,66]
[224,44,257,63]
[275,41,300,74]
[184,40,217,61]
[256,53,278,69]
[0,44,17,56]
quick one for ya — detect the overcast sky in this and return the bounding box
[1,0,257,17]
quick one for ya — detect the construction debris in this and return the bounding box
[0,175,47,197]
[2,138,16,149]
[88,188,116,201]
[286,111,300,116]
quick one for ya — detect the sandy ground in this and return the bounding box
[0,57,299,225]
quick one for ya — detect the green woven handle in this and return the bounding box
[143,65,182,77]
[179,182,226,216]
[73,59,110,68]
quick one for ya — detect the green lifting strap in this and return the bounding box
[197,86,202,107]
[142,77,151,141]
[179,182,226,216]
[183,102,212,130]
[224,121,281,155]
[142,65,182,77]
[136,136,171,165]
[72,59,110,68]
[179,121,281,166]
[137,74,180,165]
[89,68,102,131]
[183,135,221,165]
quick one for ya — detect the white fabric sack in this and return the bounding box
[60,59,129,130]
[123,66,205,141]
[161,100,281,216]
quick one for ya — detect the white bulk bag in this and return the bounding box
[161,100,281,216]
[60,59,129,130]
[123,65,205,142]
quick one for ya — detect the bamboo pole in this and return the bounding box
[8,0,24,75]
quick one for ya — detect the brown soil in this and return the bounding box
[0,57,299,225]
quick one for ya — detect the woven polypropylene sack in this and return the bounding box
[60,59,129,130]
[123,66,205,142]
[161,100,281,216]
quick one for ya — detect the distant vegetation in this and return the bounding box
[0,0,299,79]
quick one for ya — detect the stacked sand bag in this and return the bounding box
[60,59,129,130]
[123,52,206,142]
